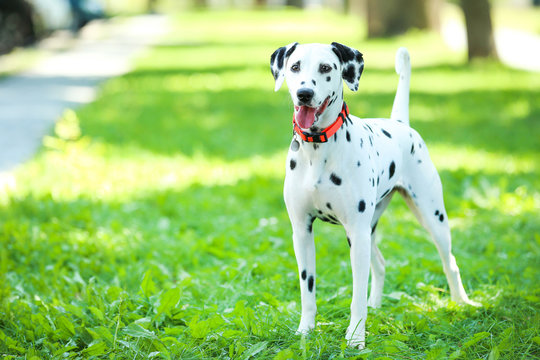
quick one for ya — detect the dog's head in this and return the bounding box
[270,42,364,129]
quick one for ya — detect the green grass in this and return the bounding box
[1,9,540,359]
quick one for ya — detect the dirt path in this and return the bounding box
[0,15,169,175]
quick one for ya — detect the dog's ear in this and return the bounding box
[331,42,364,92]
[270,42,298,91]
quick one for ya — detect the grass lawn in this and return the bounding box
[1,10,539,360]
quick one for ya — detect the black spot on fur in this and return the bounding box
[342,64,356,84]
[290,159,296,170]
[330,173,342,185]
[285,43,297,58]
[382,129,392,138]
[358,200,366,213]
[308,276,314,292]
[435,210,440,216]
[300,81,305,85]
[377,176,379,185]
[360,138,363,148]
[320,216,338,224]
[346,131,351,142]
[326,202,332,210]
[389,161,395,179]
[312,79,316,86]
[333,63,337,70]
[307,217,314,233]
[331,42,358,63]
[328,215,339,223]
[326,76,331,82]
[417,159,422,164]
[439,214,444,222]
[357,161,361,167]
[410,143,415,154]
[301,270,307,280]
[347,237,351,247]
[275,47,286,69]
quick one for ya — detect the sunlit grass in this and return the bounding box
[1,9,539,360]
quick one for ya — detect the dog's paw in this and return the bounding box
[296,322,315,335]
[345,324,365,349]
[453,295,482,307]
[462,299,482,307]
[367,297,382,309]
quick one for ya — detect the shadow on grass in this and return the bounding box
[78,82,539,160]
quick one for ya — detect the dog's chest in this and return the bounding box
[285,133,372,201]
[285,118,408,215]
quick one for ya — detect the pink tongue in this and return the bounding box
[296,106,317,129]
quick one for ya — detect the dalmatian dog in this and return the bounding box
[270,42,478,348]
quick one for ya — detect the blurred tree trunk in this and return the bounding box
[286,0,304,8]
[194,0,207,8]
[367,0,441,38]
[460,0,498,61]
[147,0,157,13]
[255,0,267,7]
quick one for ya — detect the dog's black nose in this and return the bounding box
[297,88,314,104]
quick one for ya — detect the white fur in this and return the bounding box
[272,44,478,349]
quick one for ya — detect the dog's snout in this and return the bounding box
[297,88,314,104]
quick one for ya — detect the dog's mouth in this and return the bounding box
[294,96,330,129]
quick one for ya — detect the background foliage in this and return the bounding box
[1,10,539,359]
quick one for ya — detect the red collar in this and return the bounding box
[293,103,349,143]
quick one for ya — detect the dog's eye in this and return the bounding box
[319,64,332,73]
[290,62,300,72]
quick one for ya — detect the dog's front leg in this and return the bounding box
[291,214,317,334]
[345,225,371,349]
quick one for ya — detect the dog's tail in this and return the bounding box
[390,47,410,126]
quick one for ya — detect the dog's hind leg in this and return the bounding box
[398,164,478,306]
[368,230,385,308]
[367,193,394,308]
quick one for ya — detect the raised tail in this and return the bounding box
[390,47,411,125]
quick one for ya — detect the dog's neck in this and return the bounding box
[295,100,347,161]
